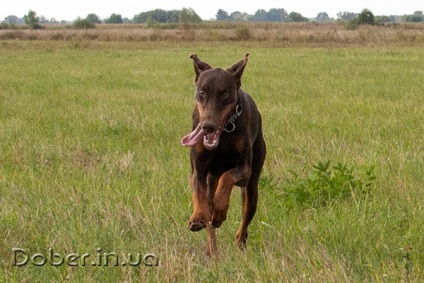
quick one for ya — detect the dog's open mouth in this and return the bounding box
[203,126,222,150]
[181,123,223,150]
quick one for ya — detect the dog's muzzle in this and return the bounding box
[181,104,242,150]
[181,121,224,150]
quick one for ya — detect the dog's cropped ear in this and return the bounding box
[227,53,249,89]
[190,54,212,83]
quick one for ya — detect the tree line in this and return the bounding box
[2,8,424,29]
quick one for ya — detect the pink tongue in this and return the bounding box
[181,124,204,147]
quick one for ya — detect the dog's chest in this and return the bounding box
[208,144,244,170]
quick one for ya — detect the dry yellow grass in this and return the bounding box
[1,22,424,46]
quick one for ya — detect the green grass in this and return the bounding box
[1,40,424,282]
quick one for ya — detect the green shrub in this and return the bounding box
[235,25,252,40]
[346,9,376,30]
[283,161,376,209]
[0,22,10,29]
[73,18,96,29]
[357,9,375,25]
[345,18,360,30]
[24,10,44,30]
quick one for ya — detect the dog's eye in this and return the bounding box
[199,90,205,96]
[222,92,229,99]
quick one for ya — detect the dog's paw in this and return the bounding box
[188,212,209,232]
[235,230,248,250]
[210,208,228,229]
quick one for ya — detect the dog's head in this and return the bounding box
[181,53,249,150]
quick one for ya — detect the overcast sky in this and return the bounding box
[2,0,423,21]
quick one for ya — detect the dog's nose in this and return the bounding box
[202,122,216,133]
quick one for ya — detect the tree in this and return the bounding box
[166,10,180,22]
[133,9,167,23]
[403,11,423,22]
[24,10,43,29]
[4,15,20,25]
[38,15,48,24]
[287,12,308,22]
[315,12,331,22]
[132,8,200,24]
[216,9,231,21]
[73,17,96,29]
[105,13,123,24]
[337,12,357,21]
[230,11,249,21]
[251,8,287,22]
[267,8,288,22]
[86,14,102,24]
[357,9,375,25]
[375,15,396,25]
[253,9,267,21]
[179,8,202,23]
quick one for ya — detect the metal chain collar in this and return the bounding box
[223,104,242,133]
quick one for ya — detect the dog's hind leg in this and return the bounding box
[206,174,218,256]
[235,136,266,249]
[235,182,258,249]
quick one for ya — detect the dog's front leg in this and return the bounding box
[206,222,217,257]
[189,170,211,232]
[210,165,251,228]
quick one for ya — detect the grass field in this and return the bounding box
[1,39,424,282]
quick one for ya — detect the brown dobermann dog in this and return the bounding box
[181,53,266,256]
